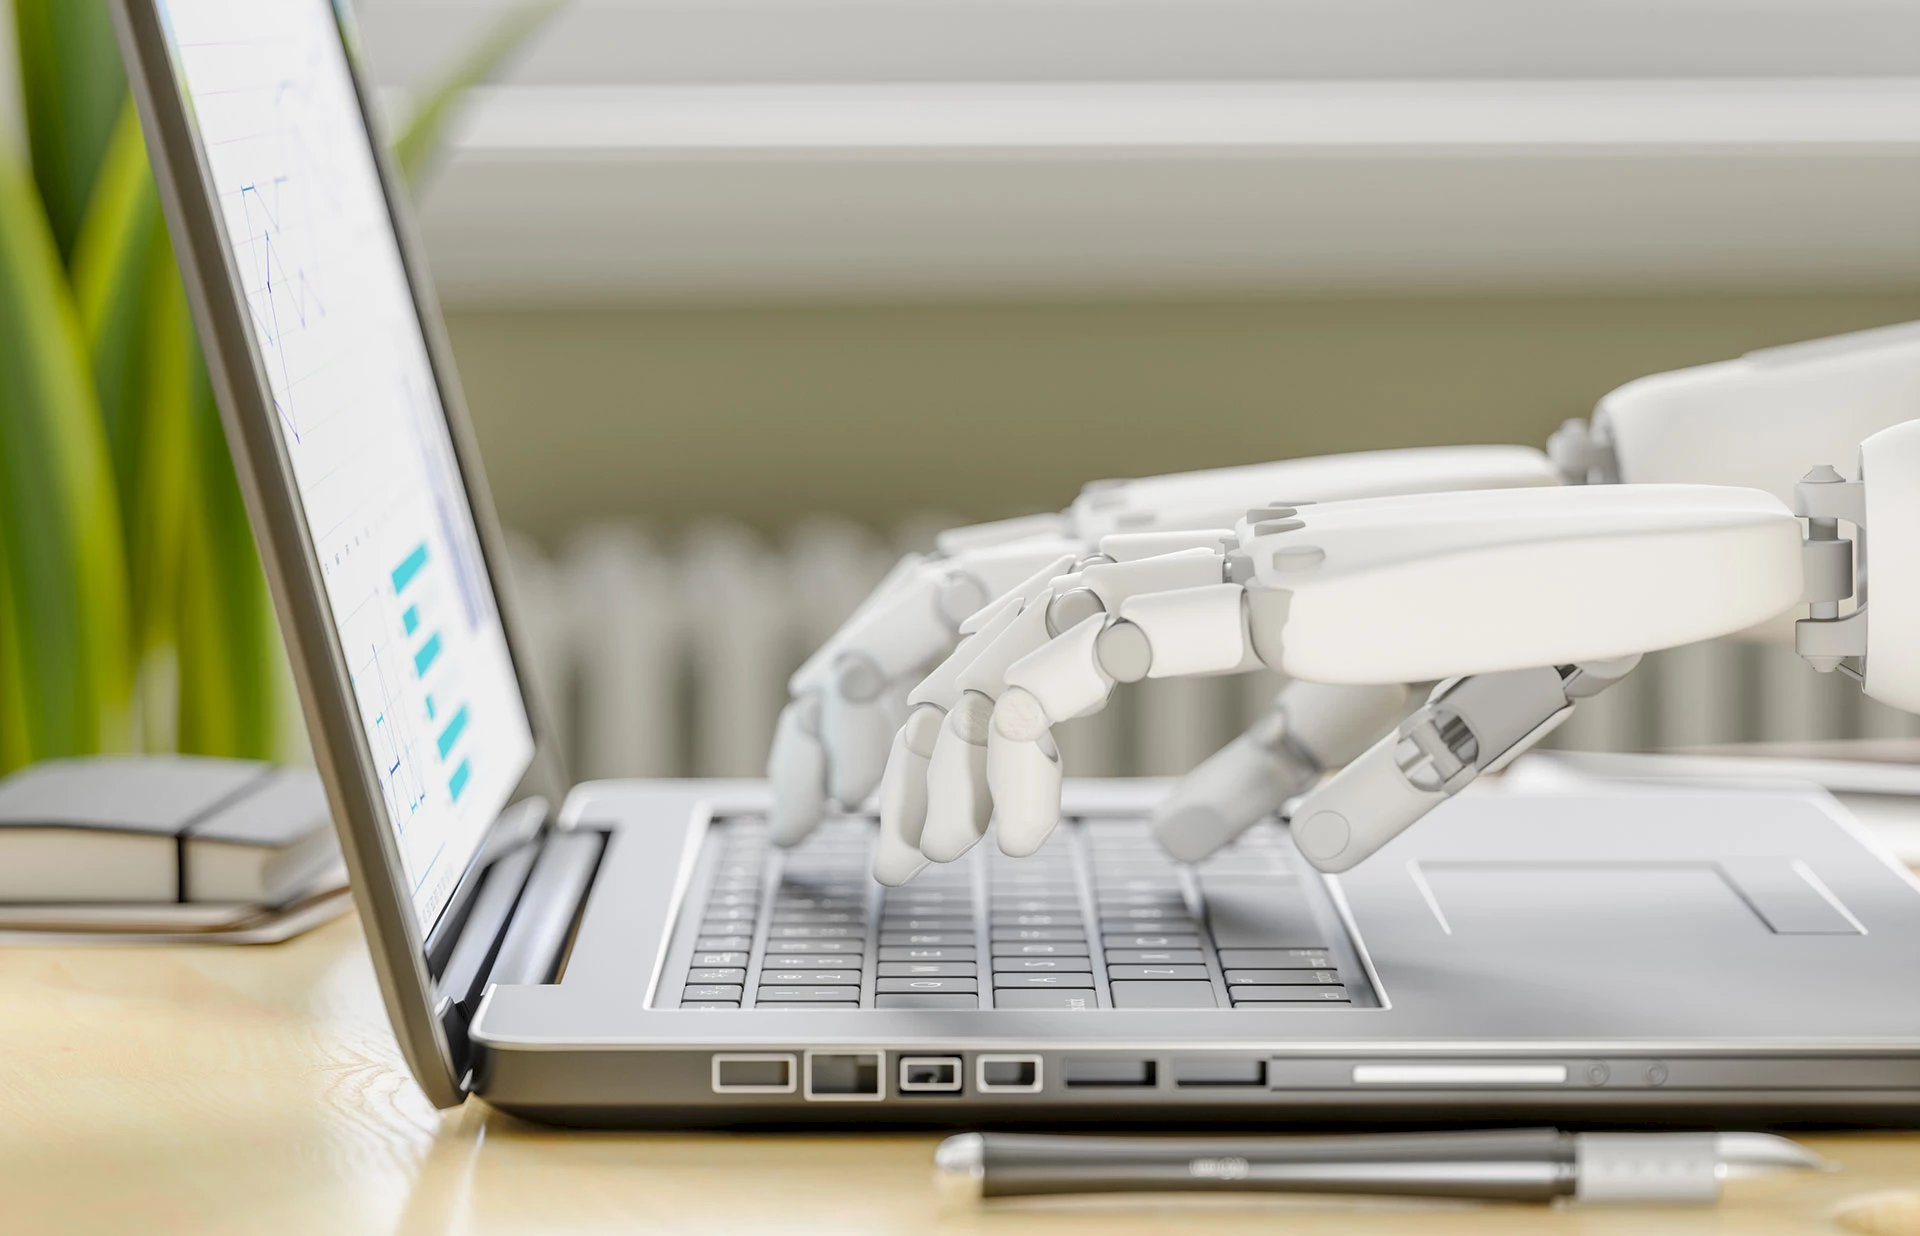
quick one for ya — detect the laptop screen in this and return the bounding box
[153,0,535,931]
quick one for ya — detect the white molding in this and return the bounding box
[446,80,1920,155]
[410,79,1920,302]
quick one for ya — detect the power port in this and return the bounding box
[1062,1057,1157,1088]
[1173,1057,1268,1088]
[712,1053,796,1093]
[899,1056,964,1092]
[804,1051,885,1101]
[977,1054,1043,1093]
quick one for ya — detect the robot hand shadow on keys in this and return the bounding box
[765,321,1920,885]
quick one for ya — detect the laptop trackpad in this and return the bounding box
[1419,859,1862,941]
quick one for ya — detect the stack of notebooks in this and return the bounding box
[0,755,351,943]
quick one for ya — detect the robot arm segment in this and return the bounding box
[776,444,1559,847]
[876,483,1806,883]
[1289,656,1638,872]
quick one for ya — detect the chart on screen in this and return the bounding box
[160,0,535,929]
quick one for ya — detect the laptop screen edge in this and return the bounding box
[108,0,570,1107]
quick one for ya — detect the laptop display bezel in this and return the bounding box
[108,0,570,1106]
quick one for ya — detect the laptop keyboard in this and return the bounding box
[673,815,1357,1011]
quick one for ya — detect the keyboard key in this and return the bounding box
[993,972,1095,988]
[992,941,1089,957]
[764,954,864,969]
[1107,964,1210,980]
[702,906,757,921]
[772,910,865,925]
[1216,949,1333,970]
[695,936,752,952]
[1225,970,1341,986]
[682,984,744,1001]
[878,962,977,977]
[994,989,1098,1010]
[1201,886,1325,948]
[991,927,1086,942]
[994,897,1082,913]
[989,913,1080,928]
[1230,986,1350,1002]
[1101,918,1197,935]
[877,977,978,994]
[1111,981,1218,1009]
[766,939,862,954]
[687,968,747,984]
[992,957,1092,972]
[759,970,862,984]
[1097,892,1188,908]
[877,994,979,1009]
[757,986,861,1002]
[1105,950,1204,965]
[756,1002,860,1009]
[680,1001,741,1009]
[878,918,976,933]
[1098,906,1193,921]
[878,946,976,962]
[769,924,863,939]
[1104,934,1201,950]
[691,952,748,968]
[880,932,976,947]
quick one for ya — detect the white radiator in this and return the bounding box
[506,521,1918,782]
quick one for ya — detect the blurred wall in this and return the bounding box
[445,291,1920,541]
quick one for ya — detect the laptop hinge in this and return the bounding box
[425,796,549,975]
[432,824,607,1086]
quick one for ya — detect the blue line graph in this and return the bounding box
[235,175,326,443]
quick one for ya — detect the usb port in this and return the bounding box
[1173,1058,1268,1088]
[898,1056,964,1092]
[711,1053,796,1093]
[1063,1057,1158,1088]
[804,1051,885,1101]
[977,1055,1043,1092]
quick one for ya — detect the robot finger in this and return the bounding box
[767,695,830,846]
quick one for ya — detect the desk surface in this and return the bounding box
[2,915,1917,1236]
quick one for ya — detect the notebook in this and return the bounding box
[0,756,341,905]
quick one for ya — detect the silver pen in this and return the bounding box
[934,1128,1830,1205]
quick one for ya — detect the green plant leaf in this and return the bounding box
[71,104,160,519]
[175,349,277,761]
[13,0,129,263]
[72,102,197,680]
[390,0,565,188]
[0,146,131,772]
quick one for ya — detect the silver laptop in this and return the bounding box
[114,0,1920,1125]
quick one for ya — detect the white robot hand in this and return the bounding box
[769,445,1561,845]
[873,482,1807,883]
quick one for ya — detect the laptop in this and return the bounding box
[112,0,1920,1125]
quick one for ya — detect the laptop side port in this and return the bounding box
[898,1056,964,1093]
[712,1053,797,1094]
[804,1051,886,1101]
[1062,1057,1158,1088]
[1173,1058,1269,1088]
[976,1054,1044,1093]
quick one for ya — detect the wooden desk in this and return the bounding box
[2,916,1916,1236]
